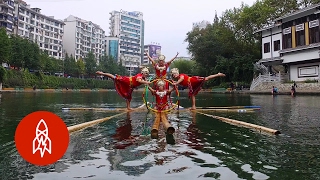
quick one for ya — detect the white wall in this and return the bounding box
[290,62,320,82]
[261,28,282,59]
[282,49,319,63]
[62,20,76,59]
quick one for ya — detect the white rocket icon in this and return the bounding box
[32,119,52,158]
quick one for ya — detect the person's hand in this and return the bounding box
[96,71,103,75]
[217,73,226,77]
[148,81,152,84]
[172,82,177,86]
[176,52,179,57]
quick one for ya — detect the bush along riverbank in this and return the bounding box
[2,69,114,89]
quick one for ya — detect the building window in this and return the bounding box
[274,40,280,51]
[309,27,319,44]
[296,30,305,46]
[298,65,319,78]
[264,42,270,53]
[283,34,292,49]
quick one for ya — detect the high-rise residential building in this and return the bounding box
[13,0,64,59]
[63,15,105,61]
[0,0,14,34]
[104,36,119,61]
[142,42,161,65]
[109,10,144,74]
[192,20,210,30]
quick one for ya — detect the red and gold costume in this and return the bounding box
[177,74,205,97]
[114,73,145,102]
[152,90,170,111]
[152,62,170,90]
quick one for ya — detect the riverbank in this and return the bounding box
[1,88,319,95]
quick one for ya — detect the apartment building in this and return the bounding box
[109,10,144,74]
[142,43,161,65]
[0,0,14,34]
[256,3,320,81]
[13,0,64,59]
[104,36,120,61]
[63,15,105,61]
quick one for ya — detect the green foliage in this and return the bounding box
[0,66,7,83]
[184,0,317,86]
[84,52,97,76]
[2,69,114,89]
[0,28,11,64]
[304,78,318,83]
[171,59,197,75]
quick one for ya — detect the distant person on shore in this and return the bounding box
[272,86,278,94]
[96,67,151,110]
[291,85,296,96]
[293,81,298,88]
[170,68,225,110]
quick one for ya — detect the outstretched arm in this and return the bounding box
[147,86,156,94]
[167,52,179,65]
[145,52,156,65]
[136,77,151,85]
[173,75,184,85]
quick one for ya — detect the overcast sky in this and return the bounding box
[27,0,256,59]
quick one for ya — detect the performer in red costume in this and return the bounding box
[170,68,226,110]
[147,80,175,111]
[96,67,151,110]
[146,52,179,90]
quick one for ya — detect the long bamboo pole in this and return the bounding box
[196,111,281,135]
[151,112,161,139]
[67,104,145,133]
[62,107,128,112]
[197,106,261,109]
[160,112,175,134]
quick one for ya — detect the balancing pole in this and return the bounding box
[160,112,175,134]
[197,106,261,109]
[196,111,281,135]
[151,112,161,139]
[68,104,145,133]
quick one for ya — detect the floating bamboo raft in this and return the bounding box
[196,111,280,135]
[67,104,145,133]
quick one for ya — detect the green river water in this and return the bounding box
[0,91,319,180]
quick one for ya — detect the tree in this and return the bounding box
[84,52,97,77]
[0,28,11,64]
[0,66,6,90]
[171,59,196,75]
[9,35,24,68]
[76,58,85,78]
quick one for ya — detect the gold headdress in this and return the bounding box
[140,66,149,75]
[157,80,165,87]
[171,68,179,75]
[158,55,165,61]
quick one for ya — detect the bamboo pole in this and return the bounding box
[67,104,145,133]
[197,106,261,109]
[196,111,281,135]
[160,112,175,134]
[176,108,256,113]
[151,112,161,139]
[62,107,132,112]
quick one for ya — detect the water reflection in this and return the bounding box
[0,92,320,179]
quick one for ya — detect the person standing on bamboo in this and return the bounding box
[146,52,179,89]
[170,68,226,110]
[147,80,175,111]
[96,67,151,110]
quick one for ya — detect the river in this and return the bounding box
[0,91,319,180]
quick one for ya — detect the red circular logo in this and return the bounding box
[14,111,69,166]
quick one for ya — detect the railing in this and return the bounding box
[250,72,289,91]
